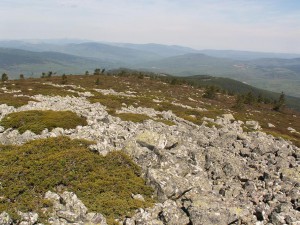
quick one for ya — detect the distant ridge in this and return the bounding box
[0,48,111,78]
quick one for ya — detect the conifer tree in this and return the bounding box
[244,92,255,105]
[94,68,101,75]
[95,77,100,85]
[234,94,244,110]
[1,73,8,82]
[203,86,217,99]
[273,92,285,111]
[61,74,67,84]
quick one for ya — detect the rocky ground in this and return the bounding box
[0,87,299,225]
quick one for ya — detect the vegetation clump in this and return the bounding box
[0,110,87,134]
[0,137,154,223]
[273,92,286,111]
[1,73,8,82]
[61,74,67,84]
[203,85,218,99]
[0,93,34,107]
[116,113,151,123]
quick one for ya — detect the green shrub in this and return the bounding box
[0,110,87,134]
[0,137,154,223]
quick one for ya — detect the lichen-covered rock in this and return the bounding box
[45,191,107,225]
[0,212,13,225]
[18,212,38,225]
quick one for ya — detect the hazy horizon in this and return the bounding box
[1,0,300,53]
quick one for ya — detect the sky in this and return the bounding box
[1,0,300,53]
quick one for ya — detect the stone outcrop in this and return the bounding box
[0,88,299,224]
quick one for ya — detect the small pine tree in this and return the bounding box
[85,71,89,75]
[203,86,217,99]
[101,68,105,74]
[170,78,178,85]
[244,92,255,105]
[233,94,245,110]
[19,74,24,80]
[61,74,67,84]
[94,68,101,75]
[95,78,100,85]
[257,94,263,103]
[138,73,144,79]
[273,92,285,111]
[48,71,53,78]
[1,73,8,82]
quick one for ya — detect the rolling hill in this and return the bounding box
[0,48,111,78]
[0,41,164,65]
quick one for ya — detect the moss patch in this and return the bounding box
[116,113,151,123]
[0,137,154,223]
[154,119,176,126]
[0,110,87,134]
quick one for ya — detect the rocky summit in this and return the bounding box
[0,74,299,225]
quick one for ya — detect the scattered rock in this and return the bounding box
[131,194,145,202]
[268,123,275,128]
[246,120,261,130]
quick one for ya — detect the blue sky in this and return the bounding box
[1,0,300,53]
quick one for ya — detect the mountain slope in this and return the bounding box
[179,75,300,111]
[138,53,249,76]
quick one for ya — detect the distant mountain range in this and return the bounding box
[0,40,300,99]
[0,47,112,77]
